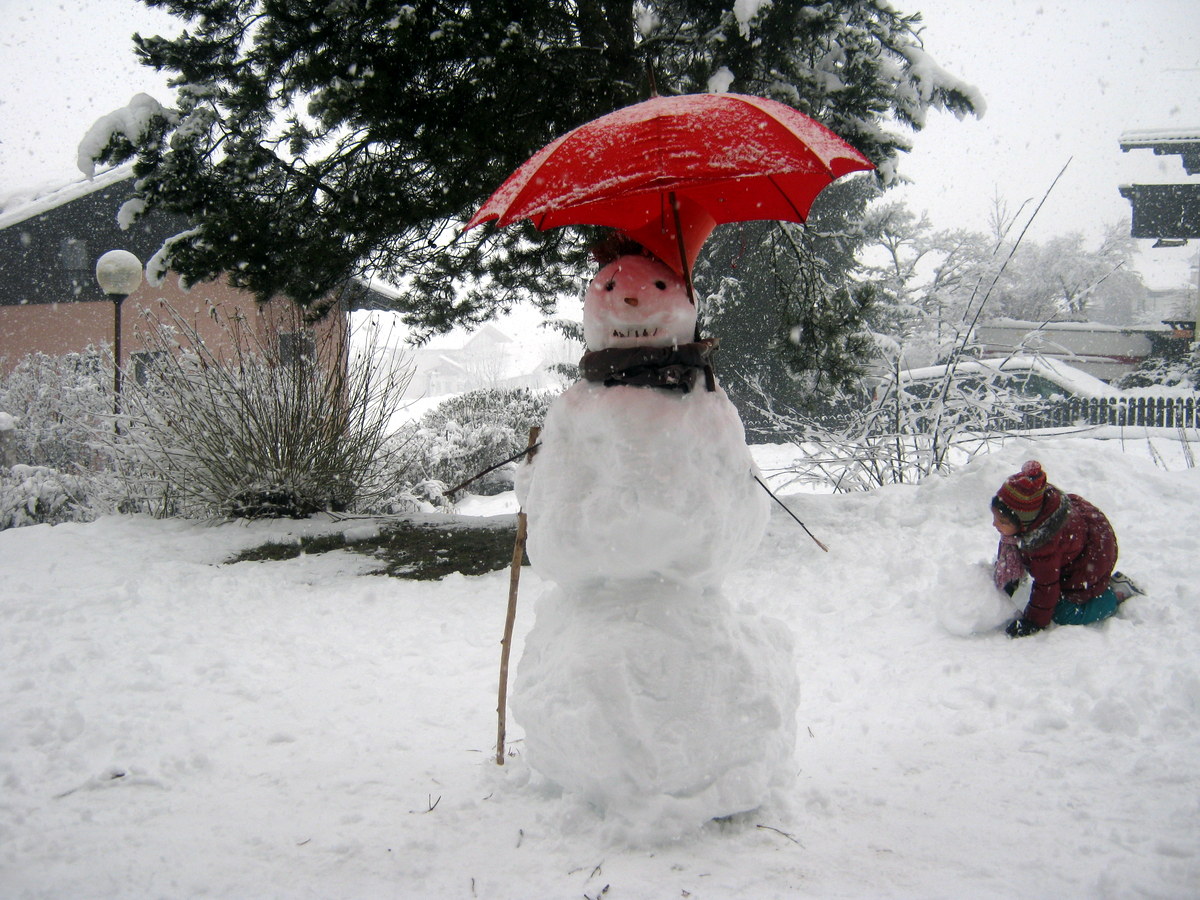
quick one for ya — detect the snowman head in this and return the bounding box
[582,252,696,351]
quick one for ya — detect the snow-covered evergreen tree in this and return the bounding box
[697,178,879,426]
[84,1,981,341]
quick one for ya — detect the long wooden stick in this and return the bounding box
[445,441,542,497]
[496,426,540,765]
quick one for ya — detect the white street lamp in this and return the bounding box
[95,249,143,423]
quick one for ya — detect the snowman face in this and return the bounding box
[582,255,696,351]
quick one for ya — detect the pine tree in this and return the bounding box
[88,1,980,338]
[698,177,880,426]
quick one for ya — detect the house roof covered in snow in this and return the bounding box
[0,167,394,312]
[1119,127,1200,147]
[1119,128,1200,176]
[0,167,135,232]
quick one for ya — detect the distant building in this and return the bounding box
[406,321,578,398]
[1119,127,1200,244]
[1118,127,1200,352]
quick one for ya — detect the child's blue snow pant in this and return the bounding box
[1052,587,1119,626]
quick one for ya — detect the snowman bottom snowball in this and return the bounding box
[513,580,799,835]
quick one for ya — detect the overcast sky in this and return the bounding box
[900,0,1200,290]
[1,0,1197,290]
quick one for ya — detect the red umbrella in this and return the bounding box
[465,92,874,279]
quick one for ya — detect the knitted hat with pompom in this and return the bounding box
[995,460,1048,525]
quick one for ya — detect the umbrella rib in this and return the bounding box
[766,174,807,221]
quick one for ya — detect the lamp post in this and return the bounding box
[95,250,143,424]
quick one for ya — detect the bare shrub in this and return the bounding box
[108,303,418,518]
[749,172,1077,491]
[737,349,1021,492]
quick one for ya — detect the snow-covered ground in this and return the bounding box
[2,435,1198,898]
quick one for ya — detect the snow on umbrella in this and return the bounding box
[464,91,875,279]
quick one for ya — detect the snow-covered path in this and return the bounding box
[2,436,1198,898]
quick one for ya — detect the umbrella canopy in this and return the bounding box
[465,92,875,273]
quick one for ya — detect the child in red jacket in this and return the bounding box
[991,460,1140,638]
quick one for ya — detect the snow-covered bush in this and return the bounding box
[408,388,553,494]
[0,412,17,468]
[0,350,129,529]
[0,348,111,471]
[0,464,89,528]
[741,349,1025,491]
[107,306,418,519]
[368,479,454,515]
[1117,355,1199,391]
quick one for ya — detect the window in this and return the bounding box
[131,351,170,386]
[1023,374,1065,400]
[278,330,316,367]
[59,238,91,296]
[59,238,88,272]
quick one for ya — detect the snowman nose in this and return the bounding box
[624,297,639,307]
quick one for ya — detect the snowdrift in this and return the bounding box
[2,436,1198,898]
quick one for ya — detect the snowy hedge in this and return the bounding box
[0,349,112,471]
[408,388,553,494]
[1117,355,1199,391]
[0,464,89,528]
[109,309,419,519]
[0,314,421,525]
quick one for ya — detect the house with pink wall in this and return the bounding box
[0,168,377,379]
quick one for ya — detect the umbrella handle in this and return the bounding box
[669,190,716,390]
[669,192,696,308]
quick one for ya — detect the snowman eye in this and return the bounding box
[655,280,667,290]
[604,279,616,291]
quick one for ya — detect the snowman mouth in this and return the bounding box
[612,327,661,340]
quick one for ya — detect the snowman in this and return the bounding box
[512,240,798,839]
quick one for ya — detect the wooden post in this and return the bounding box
[496,426,540,765]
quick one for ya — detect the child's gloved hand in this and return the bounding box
[1005,617,1042,639]
[1003,580,1019,597]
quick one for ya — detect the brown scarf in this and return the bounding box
[579,339,719,393]
[1017,487,1070,552]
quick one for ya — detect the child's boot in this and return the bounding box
[1110,571,1144,604]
